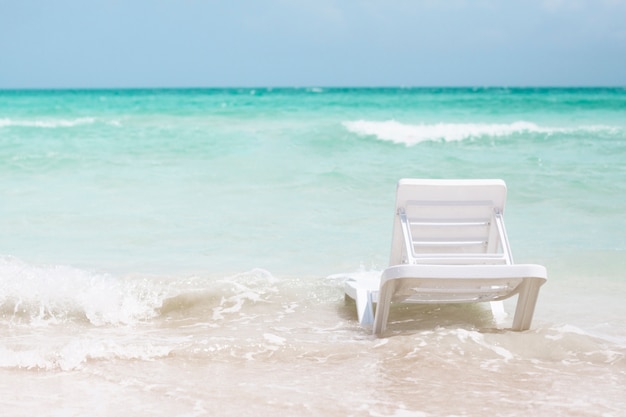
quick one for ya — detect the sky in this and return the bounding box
[1,0,625,88]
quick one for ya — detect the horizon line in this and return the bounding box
[1,85,625,92]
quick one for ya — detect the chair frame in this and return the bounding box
[344,179,547,335]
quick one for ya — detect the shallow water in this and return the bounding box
[1,88,625,416]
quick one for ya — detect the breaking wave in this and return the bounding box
[0,256,162,326]
[343,120,619,145]
[0,256,290,328]
[0,117,97,128]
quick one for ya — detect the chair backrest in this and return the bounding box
[389,179,513,266]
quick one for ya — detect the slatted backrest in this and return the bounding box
[389,179,512,266]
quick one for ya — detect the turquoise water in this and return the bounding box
[2,88,625,273]
[1,88,625,416]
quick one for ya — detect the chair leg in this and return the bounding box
[373,281,394,336]
[355,288,374,326]
[512,279,542,331]
[490,300,507,325]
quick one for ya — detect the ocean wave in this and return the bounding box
[342,120,619,145]
[0,256,291,370]
[0,256,162,326]
[0,257,287,327]
[0,117,96,128]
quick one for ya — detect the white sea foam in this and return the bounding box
[455,328,515,361]
[0,256,161,326]
[0,337,175,371]
[0,117,95,128]
[210,269,279,321]
[342,119,617,145]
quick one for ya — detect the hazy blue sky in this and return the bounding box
[1,0,625,88]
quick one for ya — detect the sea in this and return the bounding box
[1,87,625,416]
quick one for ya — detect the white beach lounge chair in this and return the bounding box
[344,179,547,335]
